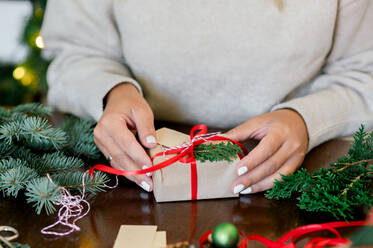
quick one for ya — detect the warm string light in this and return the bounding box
[35,35,45,49]
[13,66,37,86]
[13,67,26,80]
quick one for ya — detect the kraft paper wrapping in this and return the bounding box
[149,128,239,202]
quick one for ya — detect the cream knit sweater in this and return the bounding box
[42,0,373,151]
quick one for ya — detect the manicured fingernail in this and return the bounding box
[146,135,156,144]
[140,181,151,192]
[142,165,152,177]
[237,166,248,176]
[233,184,245,194]
[240,186,252,194]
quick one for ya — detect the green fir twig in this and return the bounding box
[194,141,243,163]
[266,125,373,220]
[0,103,106,215]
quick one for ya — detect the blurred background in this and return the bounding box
[0,0,48,106]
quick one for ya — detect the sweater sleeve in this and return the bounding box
[272,0,373,151]
[41,0,142,121]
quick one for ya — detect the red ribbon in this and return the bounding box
[199,220,368,248]
[89,124,247,200]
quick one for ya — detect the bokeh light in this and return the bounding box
[35,35,45,49]
[13,66,26,80]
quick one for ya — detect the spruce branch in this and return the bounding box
[12,103,52,117]
[0,158,27,173]
[9,146,39,166]
[20,116,67,150]
[0,107,12,124]
[0,167,39,197]
[51,171,109,195]
[60,116,101,159]
[25,177,62,215]
[0,142,15,157]
[0,120,22,145]
[0,103,107,215]
[31,152,84,175]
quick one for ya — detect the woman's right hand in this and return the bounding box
[94,83,156,192]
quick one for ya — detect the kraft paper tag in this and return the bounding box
[153,231,167,248]
[113,225,157,248]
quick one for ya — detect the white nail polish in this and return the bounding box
[237,166,248,176]
[240,187,253,194]
[142,165,152,177]
[146,135,156,144]
[233,184,245,194]
[140,181,151,192]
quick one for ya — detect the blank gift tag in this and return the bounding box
[152,231,167,248]
[113,225,157,248]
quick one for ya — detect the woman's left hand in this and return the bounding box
[225,109,309,194]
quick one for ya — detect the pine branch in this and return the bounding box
[0,167,39,197]
[51,171,109,195]
[20,116,68,150]
[194,141,243,163]
[0,142,15,156]
[0,120,22,145]
[25,177,62,215]
[0,116,68,150]
[0,107,12,124]
[12,103,52,117]
[25,171,109,215]
[29,152,84,175]
[0,158,27,173]
[0,103,108,215]
[60,116,101,159]
[9,146,39,166]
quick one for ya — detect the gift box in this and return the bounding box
[89,125,247,203]
[149,126,245,202]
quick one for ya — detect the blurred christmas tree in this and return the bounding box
[0,0,48,106]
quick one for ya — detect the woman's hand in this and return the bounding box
[94,83,156,192]
[225,109,308,194]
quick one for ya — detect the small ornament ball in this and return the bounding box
[211,222,239,248]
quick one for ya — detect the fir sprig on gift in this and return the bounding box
[194,141,243,163]
[0,103,108,215]
[266,125,373,220]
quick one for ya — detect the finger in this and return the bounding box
[94,136,110,160]
[236,131,283,175]
[232,143,291,194]
[224,120,259,142]
[107,120,153,168]
[241,154,304,194]
[95,131,153,192]
[132,108,157,149]
[113,152,154,192]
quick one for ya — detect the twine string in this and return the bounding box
[41,172,118,236]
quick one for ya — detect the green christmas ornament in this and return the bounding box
[212,222,239,248]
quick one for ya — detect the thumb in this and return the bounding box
[133,109,157,149]
[224,119,258,142]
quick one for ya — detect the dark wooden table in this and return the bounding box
[0,120,366,248]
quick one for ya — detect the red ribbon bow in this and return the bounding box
[89,124,247,200]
